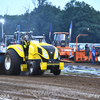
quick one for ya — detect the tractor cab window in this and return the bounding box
[34,38,46,43]
[54,34,57,41]
[54,34,69,47]
[39,38,42,43]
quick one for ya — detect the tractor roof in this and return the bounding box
[54,32,69,34]
[32,36,45,39]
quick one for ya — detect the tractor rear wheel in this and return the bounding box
[4,49,23,75]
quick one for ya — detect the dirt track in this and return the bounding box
[0,63,100,100]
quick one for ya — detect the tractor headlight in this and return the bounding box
[54,49,58,59]
[43,49,48,59]
[97,56,100,61]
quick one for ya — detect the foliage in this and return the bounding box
[0,0,100,43]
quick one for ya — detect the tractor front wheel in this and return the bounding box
[37,69,44,75]
[29,61,38,75]
[29,61,44,75]
[53,69,61,75]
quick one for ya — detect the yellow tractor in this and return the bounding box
[4,31,64,75]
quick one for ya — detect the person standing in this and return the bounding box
[92,46,96,65]
[85,44,90,60]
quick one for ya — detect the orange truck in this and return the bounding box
[53,32,75,62]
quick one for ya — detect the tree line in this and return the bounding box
[0,0,100,43]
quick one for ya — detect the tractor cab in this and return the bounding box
[32,36,46,43]
[54,32,69,47]
[53,32,74,62]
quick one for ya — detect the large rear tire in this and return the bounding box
[4,49,23,75]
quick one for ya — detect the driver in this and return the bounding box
[23,34,29,58]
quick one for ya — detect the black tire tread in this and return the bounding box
[53,69,61,75]
[4,49,23,75]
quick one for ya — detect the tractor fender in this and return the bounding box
[7,45,25,58]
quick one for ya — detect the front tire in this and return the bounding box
[37,69,44,75]
[29,61,38,75]
[4,49,23,75]
[53,69,61,75]
[29,61,44,75]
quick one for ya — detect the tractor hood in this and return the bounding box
[30,40,58,59]
[41,45,55,59]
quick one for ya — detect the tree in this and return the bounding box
[63,0,100,43]
[0,0,100,43]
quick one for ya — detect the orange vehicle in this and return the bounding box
[74,34,98,62]
[53,32,75,62]
[53,32,98,63]
[74,48,98,63]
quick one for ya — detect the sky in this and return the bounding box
[0,0,100,16]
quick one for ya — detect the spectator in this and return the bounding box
[92,46,96,65]
[85,44,90,57]
[78,45,80,51]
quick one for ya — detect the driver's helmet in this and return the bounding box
[24,35,29,41]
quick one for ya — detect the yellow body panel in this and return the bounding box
[7,45,25,58]
[59,62,64,70]
[20,64,27,71]
[40,62,64,70]
[28,41,50,60]
[40,62,47,70]
[28,41,38,59]
[7,41,58,61]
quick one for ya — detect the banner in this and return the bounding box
[69,21,72,43]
